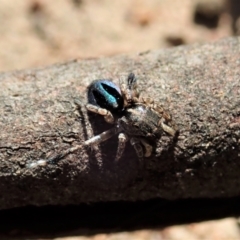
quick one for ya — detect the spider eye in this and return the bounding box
[87,79,124,113]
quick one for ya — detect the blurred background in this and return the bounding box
[2,0,240,239]
[1,0,239,72]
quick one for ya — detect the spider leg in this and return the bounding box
[26,144,85,169]
[130,137,144,162]
[120,82,129,106]
[136,97,164,113]
[86,103,114,124]
[84,127,120,145]
[121,73,139,106]
[27,99,120,169]
[128,73,139,99]
[27,127,121,168]
[115,133,128,161]
[127,73,137,89]
[159,118,176,136]
[139,138,153,157]
[136,97,177,136]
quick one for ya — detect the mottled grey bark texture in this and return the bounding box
[0,37,240,212]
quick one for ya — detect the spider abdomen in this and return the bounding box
[87,79,124,113]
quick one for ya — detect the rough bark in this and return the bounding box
[0,36,240,237]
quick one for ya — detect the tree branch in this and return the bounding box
[0,36,240,237]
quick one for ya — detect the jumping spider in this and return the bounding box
[27,73,177,168]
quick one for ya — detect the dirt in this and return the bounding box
[0,0,233,72]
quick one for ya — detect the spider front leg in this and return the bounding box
[121,73,139,106]
[86,103,115,124]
